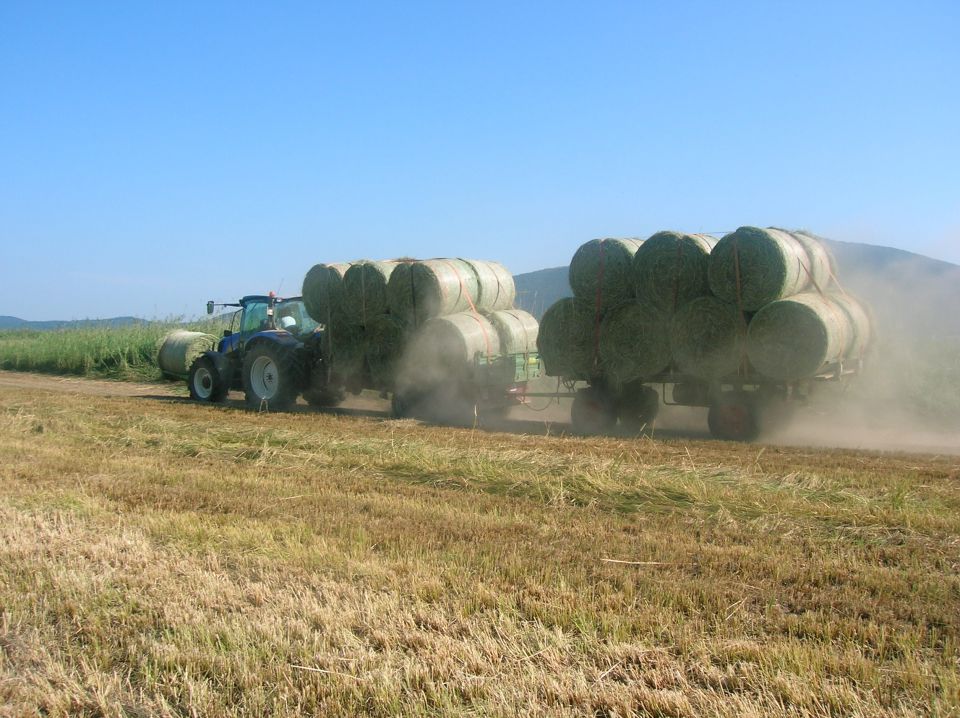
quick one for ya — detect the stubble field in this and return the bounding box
[1,373,958,717]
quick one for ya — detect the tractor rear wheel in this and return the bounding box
[188,355,228,403]
[242,344,302,411]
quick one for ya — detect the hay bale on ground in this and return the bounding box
[302,263,350,325]
[536,297,600,379]
[599,301,671,384]
[708,227,833,311]
[671,296,748,380]
[343,261,397,325]
[568,238,643,313]
[746,293,852,381]
[632,231,717,312]
[387,259,481,325]
[487,309,539,355]
[157,330,218,379]
[364,314,408,389]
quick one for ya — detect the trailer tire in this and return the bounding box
[188,355,229,403]
[617,384,659,433]
[571,386,616,435]
[242,344,302,411]
[708,393,759,441]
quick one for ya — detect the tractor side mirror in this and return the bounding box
[206,300,215,315]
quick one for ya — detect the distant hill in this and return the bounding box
[514,239,960,339]
[0,316,144,331]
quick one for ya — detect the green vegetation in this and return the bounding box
[0,317,232,381]
[1,387,957,716]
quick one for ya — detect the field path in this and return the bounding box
[0,369,181,398]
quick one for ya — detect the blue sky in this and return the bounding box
[1,1,958,320]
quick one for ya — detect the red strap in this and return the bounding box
[442,259,492,362]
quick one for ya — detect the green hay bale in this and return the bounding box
[788,229,835,291]
[536,297,600,379]
[343,261,398,325]
[156,330,218,379]
[747,293,851,381]
[464,260,516,313]
[830,292,872,358]
[302,263,350,325]
[388,259,479,325]
[399,312,502,390]
[568,238,644,312]
[599,301,671,384]
[708,227,833,311]
[631,231,717,312]
[486,309,539,355]
[364,314,408,389]
[671,296,748,380]
[322,322,366,384]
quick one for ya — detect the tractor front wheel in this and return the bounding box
[242,344,302,411]
[188,355,228,403]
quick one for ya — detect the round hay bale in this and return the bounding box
[364,314,408,389]
[463,259,516,312]
[671,296,748,380]
[599,301,671,384]
[536,297,600,379]
[487,309,539,355]
[399,312,501,390]
[789,229,835,292]
[157,330,218,379]
[830,292,872,358]
[343,261,397,325]
[747,293,852,381]
[568,238,643,313]
[708,227,832,311]
[632,231,717,312]
[302,262,350,325]
[322,322,366,383]
[387,259,481,325]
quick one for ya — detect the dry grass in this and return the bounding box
[1,385,958,717]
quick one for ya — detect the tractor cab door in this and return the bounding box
[239,300,272,348]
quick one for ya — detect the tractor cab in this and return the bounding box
[211,295,319,354]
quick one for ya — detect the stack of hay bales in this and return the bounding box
[302,257,537,392]
[538,227,871,385]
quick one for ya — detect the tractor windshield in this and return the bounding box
[240,301,271,334]
[275,299,319,336]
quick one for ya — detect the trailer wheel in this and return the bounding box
[188,355,228,403]
[708,393,759,441]
[390,391,413,418]
[570,387,616,435]
[617,385,659,433]
[242,344,302,411]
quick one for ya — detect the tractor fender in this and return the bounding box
[243,330,303,353]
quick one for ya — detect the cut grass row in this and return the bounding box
[0,317,231,381]
[1,387,958,716]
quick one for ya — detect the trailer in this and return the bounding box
[523,361,859,441]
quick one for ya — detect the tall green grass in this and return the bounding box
[0,317,233,381]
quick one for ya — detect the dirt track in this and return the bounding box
[2,370,957,455]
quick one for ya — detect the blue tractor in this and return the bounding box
[187,294,338,411]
